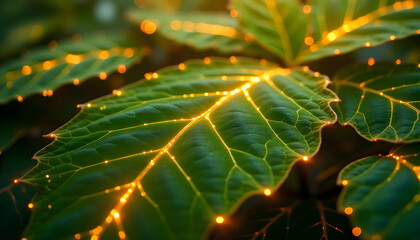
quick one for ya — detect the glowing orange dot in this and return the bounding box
[74,234,81,239]
[264,188,272,196]
[204,57,211,64]
[113,212,120,218]
[229,56,237,63]
[43,60,53,70]
[17,96,23,102]
[73,78,80,86]
[99,72,107,80]
[118,64,126,74]
[342,180,348,185]
[113,90,122,96]
[396,59,401,65]
[244,33,254,41]
[48,204,52,209]
[92,226,103,235]
[344,207,353,215]
[352,227,362,236]
[365,42,371,47]
[106,216,112,223]
[314,72,320,77]
[179,63,186,70]
[22,65,32,75]
[152,73,159,78]
[141,20,157,34]
[118,231,126,239]
[302,156,309,161]
[215,216,224,224]
[14,179,18,183]
[303,5,311,14]
[230,10,238,17]
[120,198,126,203]
[304,37,314,45]
[98,50,110,60]
[91,236,98,240]
[342,24,351,32]
[144,73,152,80]
[124,48,134,58]
[65,54,82,64]
[327,32,337,41]
[403,1,414,9]
[43,90,48,97]
[368,57,375,66]
[28,203,34,209]
[390,35,396,40]
[260,59,268,65]
[334,49,340,54]
[170,20,181,30]
[22,238,28,240]
[47,90,53,97]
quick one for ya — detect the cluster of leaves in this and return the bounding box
[1,0,420,240]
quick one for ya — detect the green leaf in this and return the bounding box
[0,34,144,104]
[332,62,420,142]
[126,9,269,57]
[22,58,337,239]
[233,0,420,64]
[298,0,420,63]
[213,199,356,240]
[337,143,420,240]
[232,0,307,64]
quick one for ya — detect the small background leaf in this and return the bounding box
[338,143,420,240]
[298,1,420,63]
[0,34,144,104]
[126,9,271,58]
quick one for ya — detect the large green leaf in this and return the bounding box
[213,199,356,240]
[126,9,269,58]
[233,0,420,64]
[0,34,143,104]
[337,143,420,240]
[22,58,337,239]
[332,62,420,142]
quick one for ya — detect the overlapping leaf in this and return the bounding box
[0,34,143,104]
[126,9,271,58]
[332,62,420,142]
[233,0,307,64]
[338,143,420,240]
[232,0,420,64]
[22,58,337,239]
